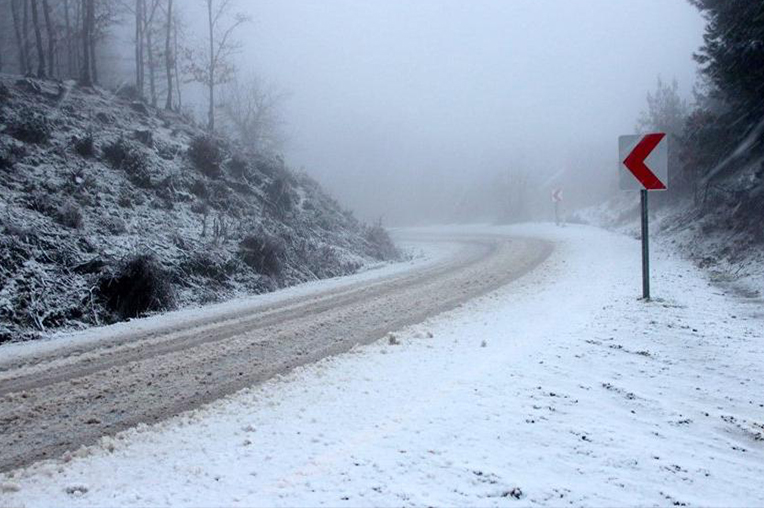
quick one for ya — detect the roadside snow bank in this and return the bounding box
[2,224,763,507]
[573,193,764,297]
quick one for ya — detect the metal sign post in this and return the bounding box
[619,133,668,301]
[640,189,650,300]
[551,188,563,226]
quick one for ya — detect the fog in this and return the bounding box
[221,1,704,224]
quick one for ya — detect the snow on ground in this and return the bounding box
[0,241,449,370]
[573,192,764,299]
[2,224,763,507]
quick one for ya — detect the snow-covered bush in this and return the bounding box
[99,254,176,320]
[266,175,294,216]
[134,129,154,148]
[228,154,250,179]
[102,137,152,188]
[239,234,285,277]
[364,222,399,260]
[25,190,57,216]
[103,216,127,235]
[182,250,237,283]
[102,137,132,167]
[72,132,95,157]
[188,135,223,178]
[56,201,84,229]
[0,140,18,170]
[190,179,208,199]
[8,107,51,144]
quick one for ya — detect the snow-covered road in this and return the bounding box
[0,231,550,472]
[2,224,763,507]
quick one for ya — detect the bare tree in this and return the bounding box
[185,0,249,131]
[220,74,288,154]
[134,0,143,94]
[41,0,54,77]
[80,0,93,85]
[163,0,172,109]
[30,0,45,77]
[0,1,5,74]
[10,0,28,73]
[63,0,74,76]
[143,0,160,105]
[23,0,32,76]
[171,2,181,109]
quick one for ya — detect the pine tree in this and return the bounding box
[690,0,764,119]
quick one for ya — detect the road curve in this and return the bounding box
[0,231,552,472]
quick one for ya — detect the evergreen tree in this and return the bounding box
[690,0,764,119]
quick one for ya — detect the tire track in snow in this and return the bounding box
[0,232,552,473]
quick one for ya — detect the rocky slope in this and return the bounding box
[0,76,399,343]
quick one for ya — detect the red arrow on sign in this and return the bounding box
[623,133,667,190]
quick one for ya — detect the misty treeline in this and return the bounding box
[638,1,764,208]
[0,0,283,153]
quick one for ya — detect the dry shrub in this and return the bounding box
[103,137,152,188]
[188,135,223,178]
[73,132,95,157]
[228,154,250,179]
[239,234,284,277]
[99,254,176,320]
[9,107,51,144]
[364,223,399,260]
[56,201,84,229]
[266,175,293,216]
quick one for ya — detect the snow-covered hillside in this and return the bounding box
[0,76,399,343]
[2,224,762,507]
[571,185,764,298]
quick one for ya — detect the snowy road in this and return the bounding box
[2,224,763,507]
[0,231,552,473]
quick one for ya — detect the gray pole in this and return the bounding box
[641,189,650,300]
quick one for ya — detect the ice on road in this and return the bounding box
[2,224,763,507]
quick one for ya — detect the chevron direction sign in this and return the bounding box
[619,132,669,301]
[551,188,563,203]
[619,133,668,191]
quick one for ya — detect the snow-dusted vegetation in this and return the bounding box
[0,76,399,342]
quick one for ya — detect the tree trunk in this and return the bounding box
[63,0,73,77]
[147,21,155,106]
[11,0,28,74]
[80,0,91,85]
[90,27,97,84]
[207,0,214,131]
[173,10,181,110]
[23,0,32,75]
[144,0,159,107]
[30,0,46,78]
[135,0,143,96]
[72,0,81,78]
[89,0,97,85]
[42,0,54,77]
[164,0,173,110]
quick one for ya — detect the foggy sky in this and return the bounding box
[228,0,705,224]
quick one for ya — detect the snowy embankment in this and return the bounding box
[2,224,763,507]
